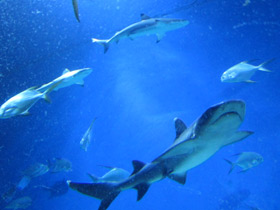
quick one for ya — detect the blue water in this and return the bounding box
[0,0,279,209]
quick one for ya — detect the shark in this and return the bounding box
[37,68,92,93]
[92,14,189,53]
[68,100,253,210]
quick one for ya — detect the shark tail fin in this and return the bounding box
[224,159,235,174]
[67,181,120,210]
[92,38,110,53]
[258,58,275,72]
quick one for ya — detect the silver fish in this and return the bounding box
[221,59,274,83]
[80,117,97,151]
[5,196,32,209]
[48,158,72,173]
[225,152,263,174]
[87,166,130,183]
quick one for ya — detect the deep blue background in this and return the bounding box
[0,0,279,209]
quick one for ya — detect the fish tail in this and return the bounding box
[87,173,99,182]
[224,159,235,174]
[258,58,275,72]
[42,80,64,103]
[17,176,31,190]
[67,181,120,210]
[92,38,110,53]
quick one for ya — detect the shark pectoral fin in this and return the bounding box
[131,160,146,176]
[174,118,187,140]
[62,69,70,75]
[156,34,165,43]
[134,183,150,201]
[223,131,254,147]
[76,79,84,86]
[168,172,187,185]
[244,80,256,83]
[87,173,99,183]
[99,191,120,210]
[140,13,151,20]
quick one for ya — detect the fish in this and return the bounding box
[5,196,32,209]
[87,166,130,183]
[48,158,72,173]
[221,59,274,83]
[80,117,97,151]
[224,152,263,174]
[72,0,80,22]
[17,163,49,190]
[37,179,69,198]
[1,185,17,203]
[37,68,92,93]
[68,100,253,210]
[92,14,189,53]
[0,80,62,119]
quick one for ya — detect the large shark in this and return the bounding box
[37,68,92,93]
[68,100,253,210]
[92,14,189,53]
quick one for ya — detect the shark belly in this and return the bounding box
[171,144,220,174]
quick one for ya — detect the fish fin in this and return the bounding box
[244,80,256,83]
[17,176,31,190]
[21,110,31,116]
[258,58,275,72]
[87,173,99,183]
[131,160,145,176]
[140,13,151,20]
[99,191,120,210]
[128,35,134,41]
[224,159,235,174]
[62,69,70,75]
[222,131,253,147]
[174,117,187,140]
[76,79,84,86]
[241,59,259,64]
[72,0,80,22]
[68,181,119,210]
[156,33,165,43]
[168,172,187,185]
[42,80,64,103]
[133,183,150,201]
[92,38,110,53]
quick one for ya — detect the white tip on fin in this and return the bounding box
[245,80,256,83]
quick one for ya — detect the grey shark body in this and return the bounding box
[92,14,189,53]
[68,100,253,210]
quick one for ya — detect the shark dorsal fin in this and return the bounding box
[140,13,151,20]
[174,118,187,140]
[62,69,70,75]
[133,183,150,201]
[131,160,145,176]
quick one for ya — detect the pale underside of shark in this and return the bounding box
[92,14,189,53]
[68,100,253,210]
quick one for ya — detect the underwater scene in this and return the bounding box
[0,0,279,209]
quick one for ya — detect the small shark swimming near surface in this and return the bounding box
[0,80,62,119]
[37,68,92,93]
[68,100,253,210]
[221,59,274,83]
[92,14,189,53]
